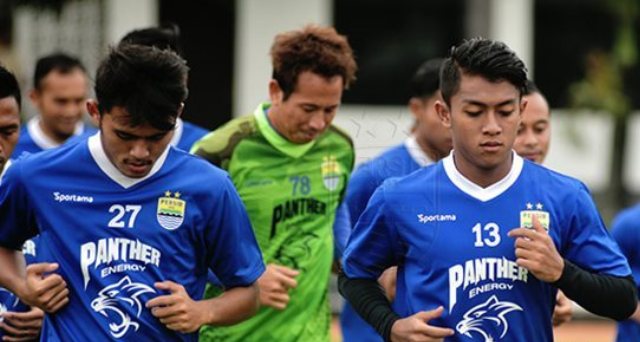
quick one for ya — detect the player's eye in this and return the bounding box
[115,131,136,141]
[464,111,482,117]
[147,133,167,142]
[474,310,486,317]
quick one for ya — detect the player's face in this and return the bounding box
[0,96,20,173]
[30,69,88,141]
[92,104,175,178]
[410,92,453,160]
[514,92,550,164]
[268,71,343,144]
[437,73,525,182]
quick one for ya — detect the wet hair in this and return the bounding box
[409,58,444,99]
[270,25,357,100]
[94,44,189,131]
[0,64,21,108]
[440,38,528,106]
[33,52,86,90]
[119,23,184,57]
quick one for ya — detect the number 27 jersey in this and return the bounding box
[343,153,630,342]
[0,134,264,341]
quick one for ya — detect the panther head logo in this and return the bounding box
[455,295,523,342]
[91,276,156,338]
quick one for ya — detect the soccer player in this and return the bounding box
[611,207,640,341]
[119,24,209,151]
[340,58,451,342]
[0,64,45,342]
[192,25,357,341]
[514,80,573,326]
[0,44,265,341]
[12,53,96,157]
[340,38,636,342]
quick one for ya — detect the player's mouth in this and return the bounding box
[479,141,503,152]
[124,161,152,176]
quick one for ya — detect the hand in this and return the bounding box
[552,290,573,326]
[0,306,44,341]
[147,281,206,333]
[390,306,454,342]
[508,216,564,282]
[20,263,68,313]
[379,267,397,301]
[256,264,299,310]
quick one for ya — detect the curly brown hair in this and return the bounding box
[270,25,357,100]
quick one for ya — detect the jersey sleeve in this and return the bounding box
[0,161,38,250]
[345,164,380,227]
[342,183,402,279]
[611,207,640,287]
[332,201,351,260]
[563,183,631,277]
[204,175,265,288]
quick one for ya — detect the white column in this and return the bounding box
[488,0,534,75]
[103,0,159,45]
[233,0,332,117]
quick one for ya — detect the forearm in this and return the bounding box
[338,272,399,342]
[0,247,27,297]
[199,283,260,326]
[553,259,637,321]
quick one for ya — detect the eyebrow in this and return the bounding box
[462,99,518,107]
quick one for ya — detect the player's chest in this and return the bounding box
[37,186,200,244]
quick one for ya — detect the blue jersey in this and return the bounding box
[0,133,265,341]
[12,117,97,159]
[341,139,431,342]
[0,238,38,339]
[343,153,630,342]
[171,118,208,152]
[611,205,640,342]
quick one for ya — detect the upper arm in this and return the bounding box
[0,162,37,250]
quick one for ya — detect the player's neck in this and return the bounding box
[415,135,447,162]
[452,151,513,188]
[38,119,72,144]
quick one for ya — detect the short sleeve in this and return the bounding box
[0,161,38,250]
[563,184,631,277]
[205,176,265,288]
[342,184,402,279]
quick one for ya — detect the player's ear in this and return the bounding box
[86,99,100,125]
[408,97,423,122]
[435,100,451,128]
[177,102,184,118]
[268,79,284,106]
[519,97,528,115]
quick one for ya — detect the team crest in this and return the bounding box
[157,191,186,230]
[520,202,550,231]
[456,295,523,341]
[321,155,342,191]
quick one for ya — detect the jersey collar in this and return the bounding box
[443,150,523,202]
[169,117,184,147]
[0,159,11,182]
[404,135,434,167]
[27,116,86,150]
[254,102,316,158]
[88,132,170,189]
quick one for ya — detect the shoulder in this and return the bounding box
[322,124,354,149]
[166,148,235,194]
[612,204,640,233]
[190,116,257,168]
[182,121,209,136]
[352,144,409,184]
[522,161,589,194]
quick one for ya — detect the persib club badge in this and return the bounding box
[520,202,550,231]
[321,155,341,191]
[157,191,186,230]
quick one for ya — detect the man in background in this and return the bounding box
[12,53,95,157]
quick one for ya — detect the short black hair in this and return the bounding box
[440,38,528,106]
[119,24,183,57]
[523,79,539,96]
[94,44,189,131]
[0,64,21,109]
[409,58,444,99]
[33,52,86,90]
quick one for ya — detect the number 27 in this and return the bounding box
[108,204,141,228]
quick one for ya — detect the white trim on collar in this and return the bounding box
[443,150,523,202]
[404,135,434,167]
[88,132,170,189]
[27,116,85,150]
[170,118,184,147]
[0,159,11,181]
